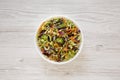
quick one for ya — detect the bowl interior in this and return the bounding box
[35,16,83,64]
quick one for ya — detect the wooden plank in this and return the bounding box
[0,0,120,80]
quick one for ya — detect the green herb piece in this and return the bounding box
[56,37,64,44]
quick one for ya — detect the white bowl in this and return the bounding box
[35,15,83,65]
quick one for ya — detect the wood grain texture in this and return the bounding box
[0,0,120,80]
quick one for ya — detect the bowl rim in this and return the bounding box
[34,15,84,65]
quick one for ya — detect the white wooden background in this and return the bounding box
[0,0,120,80]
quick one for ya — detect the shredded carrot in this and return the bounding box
[54,43,59,47]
